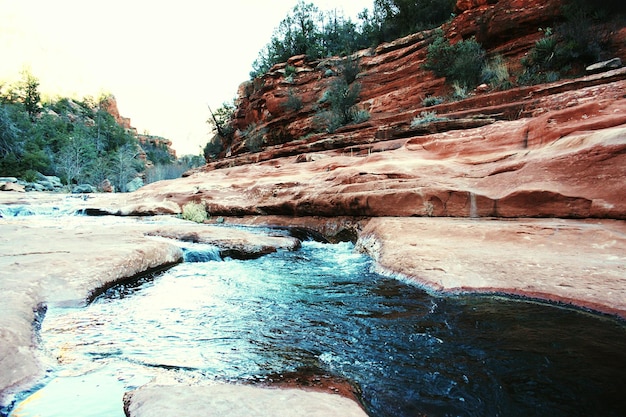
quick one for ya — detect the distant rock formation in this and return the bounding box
[100,95,177,160]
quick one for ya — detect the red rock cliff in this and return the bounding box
[161,0,626,220]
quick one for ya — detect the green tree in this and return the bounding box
[29,111,71,161]
[320,11,367,57]
[285,1,322,58]
[15,69,41,121]
[251,1,323,77]
[93,107,134,153]
[330,78,361,125]
[144,141,175,165]
[204,101,235,160]
[0,104,24,159]
[360,0,455,44]
[315,58,367,132]
[207,101,235,139]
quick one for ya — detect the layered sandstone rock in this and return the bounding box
[132,76,626,221]
[225,0,626,157]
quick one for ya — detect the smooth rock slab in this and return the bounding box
[357,217,626,318]
[123,384,368,417]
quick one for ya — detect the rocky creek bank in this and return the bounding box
[1,190,625,416]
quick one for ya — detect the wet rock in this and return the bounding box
[36,174,63,191]
[123,383,368,417]
[72,184,95,194]
[126,177,144,192]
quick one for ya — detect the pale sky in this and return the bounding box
[0,0,372,155]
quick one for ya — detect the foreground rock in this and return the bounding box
[123,384,368,417]
[0,211,298,407]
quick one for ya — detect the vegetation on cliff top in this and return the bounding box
[250,0,456,78]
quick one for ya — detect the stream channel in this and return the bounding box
[3,204,626,417]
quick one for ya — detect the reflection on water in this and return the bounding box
[8,241,626,417]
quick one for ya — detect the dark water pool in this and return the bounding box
[7,240,626,416]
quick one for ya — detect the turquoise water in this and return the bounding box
[6,239,626,416]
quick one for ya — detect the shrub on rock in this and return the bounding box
[182,201,208,223]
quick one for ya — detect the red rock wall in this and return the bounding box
[177,0,626,221]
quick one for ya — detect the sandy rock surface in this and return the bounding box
[124,384,368,417]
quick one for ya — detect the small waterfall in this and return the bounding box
[181,244,222,262]
[0,204,79,217]
[0,198,89,218]
[469,192,478,218]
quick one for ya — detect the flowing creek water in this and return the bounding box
[3,205,626,416]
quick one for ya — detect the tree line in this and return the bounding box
[0,70,203,190]
[0,70,144,190]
